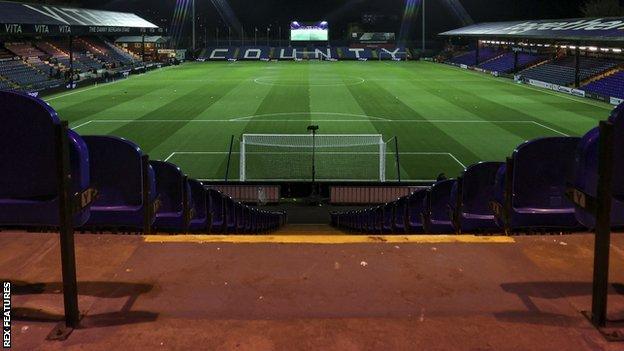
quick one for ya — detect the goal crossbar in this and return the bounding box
[240,134,386,182]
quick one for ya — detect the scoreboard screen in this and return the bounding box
[290,21,329,41]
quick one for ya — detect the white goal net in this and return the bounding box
[240,134,386,182]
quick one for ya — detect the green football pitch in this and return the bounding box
[46,60,613,182]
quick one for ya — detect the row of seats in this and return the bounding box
[520,56,618,86]
[0,59,62,90]
[447,47,504,66]
[478,52,546,73]
[582,71,624,100]
[332,106,624,234]
[0,91,287,234]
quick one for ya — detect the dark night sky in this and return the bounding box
[11,0,590,39]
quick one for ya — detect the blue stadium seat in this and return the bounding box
[407,189,428,233]
[207,189,226,233]
[188,179,208,232]
[492,137,582,232]
[393,196,408,233]
[151,160,190,232]
[451,162,503,233]
[573,106,624,228]
[81,136,156,231]
[423,180,456,234]
[0,91,91,227]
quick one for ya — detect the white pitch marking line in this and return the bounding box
[46,65,179,101]
[164,152,177,162]
[447,153,467,169]
[531,121,570,137]
[71,120,94,130]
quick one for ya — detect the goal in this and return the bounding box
[239,134,387,182]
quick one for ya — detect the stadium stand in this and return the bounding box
[4,42,45,58]
[520,56,617,86]
[477,52,546,73]
[0,59,62,90]
[582,70,624,100]
[447,47,504,66]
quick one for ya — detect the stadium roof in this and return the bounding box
[440,17,624,43]
[115,36,167,44]
[0,0,161,37]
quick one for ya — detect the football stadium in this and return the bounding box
[1,0,624,349]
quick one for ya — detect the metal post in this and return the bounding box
[192,0,196,52]
[254,27,258,46]
[590,121,615,328]
[182,176,190,233]
[503,157,514,235]
[225,135,234,182]
[575,46,581,88]
[141,155,152,234]
[267,27,270,46]
[422,0,426,51]
[228,27,231,46]
[394,137,401,183]
[68,35,73,89]
[513,50,519,73]
[55,121,80,331]
[141,34,146,63]
[475,40,480,66]
[312,130,316,184]
[279,27,282,47]
[241,26,245,46]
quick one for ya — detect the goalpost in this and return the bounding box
[239,134,387,182]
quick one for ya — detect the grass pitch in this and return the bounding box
[46,60,613,182]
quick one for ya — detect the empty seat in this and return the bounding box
[407,189,428,232]
[451,162,503,233]
[0,91,91,227]
[393,196,408,233]
[492,137,582,232]
[423,180,456,234]
[188,179,208,232]
[573,106,624,228]
[81,136,156,231]
[151,160,190,232]
[207,189,226,233]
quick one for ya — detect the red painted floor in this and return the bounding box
[3,232,624,350]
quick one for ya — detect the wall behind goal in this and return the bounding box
[197,47,412,61]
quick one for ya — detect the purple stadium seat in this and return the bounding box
[451,162,504,233]
[207,189,226,233]
[151,160,190,232]
[80,136,156,231]
[393,196,408,233]
[0,91,91,227]
[225,196,239,233]
[423,180,456,234]
[573,106,624,228]
[188,179,208,232]
[493,137,582,231]
[407,190,427,233]
[382,203,394,233]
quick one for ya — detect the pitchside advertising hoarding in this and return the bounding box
[200,47,408,61]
